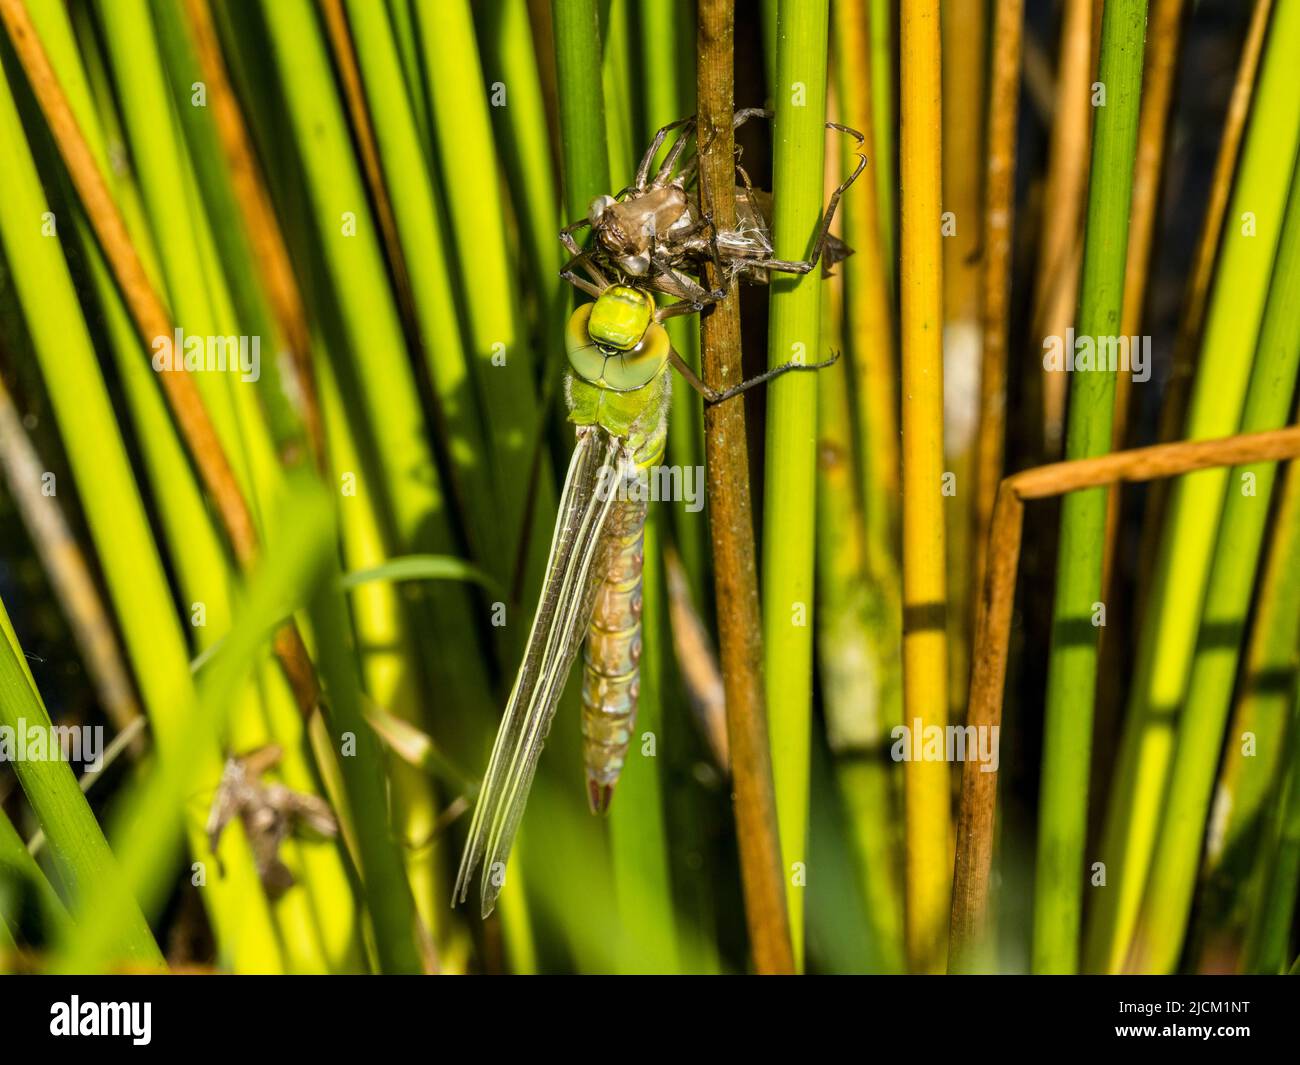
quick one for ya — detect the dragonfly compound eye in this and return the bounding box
[599,323,669,390]
[566,290,667,391]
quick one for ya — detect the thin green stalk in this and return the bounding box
[414,0,549,576]
[0,45,285,970]
[1196,461,1300,962]
[0,601,154,963]
[553,0,611,221]
[869,0,894,284]
[384,0,429,155]
[1086,0,1300,973]
[763,0,833,971]
[1035,0,1147,975]
[598,0,677,977]
[56,478,337,971]
[0,806,71,951]
[816,306,904,972]
[309,547,427,975]
[1244,681,1300,973]
[639,0,712,965]
[832,0,899,573]
[601,0,637,179]
[1128,153,1300,974]
[476,0,564,345]
[345,0,499,576]
[0,804,71,947]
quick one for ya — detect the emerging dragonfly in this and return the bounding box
[560,108,867,310]
[453,283,834,917]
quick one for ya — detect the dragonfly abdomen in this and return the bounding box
[581,495,647,814]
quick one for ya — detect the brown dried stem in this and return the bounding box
[970,0,1024,635]
[950,423,1300,965]
[696,0,794,976]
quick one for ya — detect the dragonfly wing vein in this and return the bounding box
[454,428,627,917]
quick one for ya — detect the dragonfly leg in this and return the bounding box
[732,106,774,131]
[652,118,697,186]
[637,116,695,188]
[646,257,725,317]
[688,176,732,301]
[737,133,867,280]
[560,249,610,299]
[560,218,590,257]
[654,300,705,322]
[668,347,840,405]
[560,268,604,300]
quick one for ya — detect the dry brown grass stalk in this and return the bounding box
[951,423,1300,964]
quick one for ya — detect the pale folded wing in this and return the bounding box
[453,427,628,916]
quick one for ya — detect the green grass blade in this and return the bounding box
[1086,0,1300,973]
[552,0,611,220]
[414,0,548,567]
[609,510,678,973]
[0,46,287,970]
[763,0,833,971]
[1035,0,1147,975]
[54,476,336,971]
[1129,151,1300,973]
[1244,682,1300,973]
[816,321,904,972]
[1197,462,1300,959]
[0,601,155,963]
[309,548,427,974]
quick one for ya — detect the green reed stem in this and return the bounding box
[1035,0,1147,975]
[763,0,833,971]
[1130,151,1300,974]
[0,599,154,963]
[1086,0,1300,973]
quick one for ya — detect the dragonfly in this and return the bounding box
[453,282,835,917]
[560,108,867,310]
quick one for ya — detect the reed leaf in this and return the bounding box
[1086,0,1300,973]
[1035,0,1148,976]
[1128,150,1300,974]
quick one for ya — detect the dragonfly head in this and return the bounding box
[566,285,669,391]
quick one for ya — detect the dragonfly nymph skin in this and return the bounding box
[454,284,669,917]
